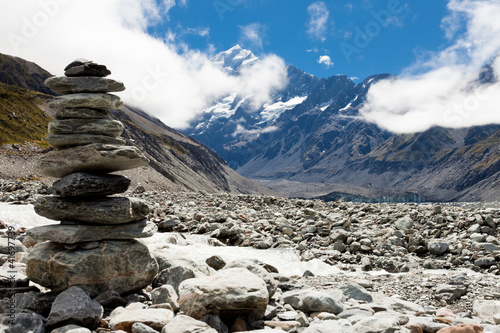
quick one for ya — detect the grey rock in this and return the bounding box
[0,312,46,333]
[435,284,467,303]
[341,283,373,302]
[224,259,277,297]
[28,220,156,243]
[277,310,298,321]
[51,324,92,333]
[304,320,350,333]
[51,172,131,197]
[407,317,448,333]
[338,308,373,320]
[49,93,123,110]
[474,256,496,268]
[161,314,217,333]
[46,286,103,330]
[151,285,179,312]
[93,290,127,309]
[472,300,500,323]
[64,60,111,77]
[45,76,125,94]
[395,216,414,230]
[283,288,344,314]
[206,255,226,270]
[131,322,160,333]
[55,108,110,120]
[178,268,269,319]
[34,196,150,224]
[46,134,126,149]
[34,143,149,178]
[381,297,424,313]
[345,314,407,333]
[154,265,197,293]
[0,237,26,254]
[109,307,174,331]
[48,119,124,137]
[26,240,158,297]
[427,241,449,255]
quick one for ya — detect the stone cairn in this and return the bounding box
[25,59,158,297]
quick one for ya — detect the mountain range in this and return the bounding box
[185,45,500,202]
[0,53,270,195]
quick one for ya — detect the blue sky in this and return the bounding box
[151,0,451,80]
[2,0,500,131]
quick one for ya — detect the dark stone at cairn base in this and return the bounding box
[51,172,131,197]
[26,240,159,297]
[34,196,150,224]
[27,220,157,244]
[34,143,149,178]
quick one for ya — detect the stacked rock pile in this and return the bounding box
[25,59,158,297]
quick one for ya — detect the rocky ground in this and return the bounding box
[0,178,500,332]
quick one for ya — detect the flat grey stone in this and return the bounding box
[55,108,110,120]
[48,119,124,137]
[46,134,126,149]
[51,172,130,197]
[34,196,150,224]
[26,240,158,297]
[34,143,149,178]
[46,286,103,330]
[283,288,344,314]
[64,60,111,77]
[45,76,125,94]
[27,220,157,244]
[49,93,123,110]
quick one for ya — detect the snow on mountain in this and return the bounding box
[211,45,259,74]
[260,96,308,124]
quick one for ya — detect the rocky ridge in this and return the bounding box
[0,180,500,332]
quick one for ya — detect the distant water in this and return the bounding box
[316,191,426,204]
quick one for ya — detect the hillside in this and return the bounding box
[0,53,271,195]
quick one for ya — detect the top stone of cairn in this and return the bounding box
[65,59,111,77]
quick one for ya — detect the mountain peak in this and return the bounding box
[212,45,259,74]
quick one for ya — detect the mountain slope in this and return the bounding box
[0,53,270,195]
[185,46,500,202]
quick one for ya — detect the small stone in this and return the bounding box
[35,143,149,178]
[51,172,131,197]
[131,322,159,333]
[161,314,217,333]
[151,285,180,312]
[65,60,112,77]
[395,216,414,230]
[341,283,373,302]
[55,108,110,120]
[94,290,127,309]
[48,119,124,137]
[27,221,156,243]
[206,255,226,270]
[435,323,484,333]
[46,134,127,149]
[49,93,123,110]
[0,312,46,333]
[474,257,496,268]
[109,307,174,332]
[428,241,449,255]
[51,324,92,333]
[45,76,125,94]
[34,196,150,224]
[283,288,344,314]
[46,286,103,330]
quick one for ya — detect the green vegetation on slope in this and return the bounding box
[0,82,52,146]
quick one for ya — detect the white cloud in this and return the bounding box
[238,23,265,50]
[0,0,287,129]
[360,0,500,133]
[182,26,210,37]
[318,55,334,68]
[232,124,279,138]
[306,2,329,42]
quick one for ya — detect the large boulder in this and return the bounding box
[34,143,149,178]
[178,268,269,319]
[34,196,150,224]
[26,240,158,297]
[224,260,278,297]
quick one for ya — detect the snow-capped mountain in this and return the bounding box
[185,46,500,202]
